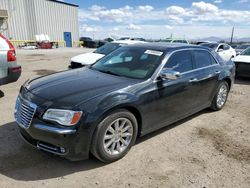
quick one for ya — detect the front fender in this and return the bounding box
[79,92,140,128]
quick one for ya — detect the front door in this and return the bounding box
[141,50,201,133]
[63,32,72,47]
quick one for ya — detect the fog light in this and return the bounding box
[60,147,66,153]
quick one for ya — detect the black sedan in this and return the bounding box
[14,43,235,162]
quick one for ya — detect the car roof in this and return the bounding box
[126,42,209,52]
[112,40,146,45]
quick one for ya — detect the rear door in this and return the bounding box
[191,49,221,107]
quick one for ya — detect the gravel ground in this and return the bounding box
[0,48,249,188]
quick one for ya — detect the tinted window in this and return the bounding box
[200,43,219,50]
[223,45,230,50]
[218,45,224,51]
[236,45,250,50]
[241,47,250,55]
[164,50,193,73]
[193,50,213,68]
[173,40,188,43]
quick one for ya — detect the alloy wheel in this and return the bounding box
[103,118,133,156]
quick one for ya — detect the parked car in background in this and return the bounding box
[235,44,250,55]
[69,40,146,68]
[15,43,235,162]
[119,37,146,41]
[0,34,21,86]
[230,44,238,49]
[162,38,189,44]
[200,43,236,61]
[233,47,250,77]
[79,37,98,48]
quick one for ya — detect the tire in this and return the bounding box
[91,109,138,163]
[210,81,229,111]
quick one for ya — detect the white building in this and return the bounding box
[0,0,79,47]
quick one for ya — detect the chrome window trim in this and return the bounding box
[152,48,220,81]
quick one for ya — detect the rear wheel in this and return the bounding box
[91,109,138,163]
[210,81,229,111]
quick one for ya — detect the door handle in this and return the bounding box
[215,70,221,74]
[189,78,198,83]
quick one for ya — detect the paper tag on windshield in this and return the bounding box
[144,50,163,56]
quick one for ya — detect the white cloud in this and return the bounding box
[166,6,185,15]
[214,0,223,3]
[167,15,184,24]
[127,24,141,30]
[78,3,250,39]
[80,24,98,33]
[138,5,154,12]
[88,5,105,11]
[192,1,218,14]
[92,7,133,23]
[112,27,119,31]
[165,25,173,29]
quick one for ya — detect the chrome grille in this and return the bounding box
[14,97,37,128]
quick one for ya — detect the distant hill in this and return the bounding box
[191,36,250,43]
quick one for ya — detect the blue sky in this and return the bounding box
[62,0,250,39]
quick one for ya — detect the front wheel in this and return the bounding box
[210,81,229,111]
[91,109,138,163]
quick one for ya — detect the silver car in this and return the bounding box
[0,34,21,86]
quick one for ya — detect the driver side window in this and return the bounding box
[218,45,224,51]
[164,50,193,73]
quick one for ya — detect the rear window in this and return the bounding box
[193,50,213,68]
[94,43,123,55]
[200,43,218,50]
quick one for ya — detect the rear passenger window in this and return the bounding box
[193,50,213,68]
[223,45,230,50]
[165,50,193,73]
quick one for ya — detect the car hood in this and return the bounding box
[70,52,105,65]
[25,68,137,107]
[233,55,250,63]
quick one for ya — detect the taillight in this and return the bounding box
[0,34,16,62]
[7,49,16,62]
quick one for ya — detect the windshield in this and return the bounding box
[94,43,123,55]
[241,47,250,55]
[200,43,219,50]
[91,47,164,79]
[236,45,250,50]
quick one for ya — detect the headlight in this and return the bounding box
[43,109,83,126]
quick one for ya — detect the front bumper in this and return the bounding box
[17,120,92,161]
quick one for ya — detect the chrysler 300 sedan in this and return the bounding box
[15,43,235,162]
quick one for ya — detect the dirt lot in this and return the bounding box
[0,48,249,188]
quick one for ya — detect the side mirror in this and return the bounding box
[218,49,224,52]
[160,69,181,80]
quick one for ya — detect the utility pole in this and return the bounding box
[230,27,234,44]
